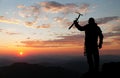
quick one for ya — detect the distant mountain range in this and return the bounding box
[0,61,120,78]
[0,55,120,73]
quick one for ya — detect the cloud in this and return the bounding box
[103,32,120,46]
[113,37,120,44]
[0,15,51,29]
[112,24,120,32]
[18,4,40,18]
[0,16,21,24]
[24,22,51,28]
[17,5,25,9]
[20,34,84,48]
[0,29,3,32]
[0,28,20,35]
[54,17,70,26]
[104,32,120,38]
[77,3,90,13]
[36,24,51,28]
[39,1,90,14]
[20,40,63,48]
[104,35,120,47]
[24,21,35,26]
[5,32,20,35]
[54,17,65,23]
[96,16,120,24]
[17,4,41,28]
[39,1,65,13]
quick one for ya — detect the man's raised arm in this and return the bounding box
[74,20,85,31]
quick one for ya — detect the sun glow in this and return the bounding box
[19,51,23,56]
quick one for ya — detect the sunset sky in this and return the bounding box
[0,0,120,57]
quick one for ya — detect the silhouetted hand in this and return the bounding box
[98,44,102,49]
[84,52,86,56]
[74,20,78,25]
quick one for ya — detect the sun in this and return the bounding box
[19,51,23,56]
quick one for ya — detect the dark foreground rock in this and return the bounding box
[0,62,120,78]
[81,62,120,78]
[0,62,80,78]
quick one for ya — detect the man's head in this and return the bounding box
[88,17,95,24]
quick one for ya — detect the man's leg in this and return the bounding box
[93,50,99,72]
[86,53,94,72]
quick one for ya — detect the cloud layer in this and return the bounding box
[20,34,84,48]
[0,16,21,24]
[96,16,120,24]
[39,1,90,14]
[0,28,20,35]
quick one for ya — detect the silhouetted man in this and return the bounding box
[74,17,103,72]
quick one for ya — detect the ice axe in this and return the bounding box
[68,12,83,30]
